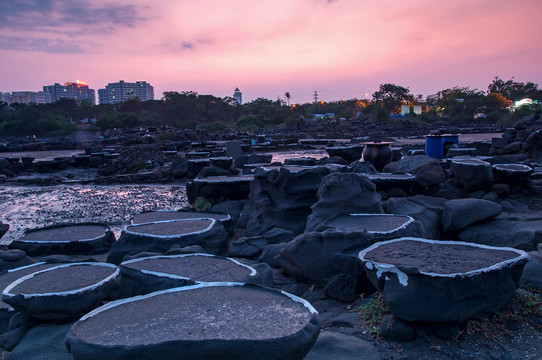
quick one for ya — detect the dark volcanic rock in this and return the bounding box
[450,159,493,192]
[246,166,340,236]
[457,214,542,251]
[276,230,374,281]
[325,146,364,163]
[186,175,253,205]
[305,173,383,233]
[440,198,502,232]
[9,323,73,360]
[324,273,358,303]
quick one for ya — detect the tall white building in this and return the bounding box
[98,80,154,104]
[233,87,242,105]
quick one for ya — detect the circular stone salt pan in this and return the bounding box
[450,159,490,166]
[2,262,120,321]
[492,163,533,173]
[360,237,527,276]
[66,283,320,360]
[131,210,230,225]
[8,223,115,257]
[17,224,109,243]
[324,214,414,234]
[125,219,214,237]
[122,253,255,282]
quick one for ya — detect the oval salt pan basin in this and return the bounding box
[0,262,61,311]
[9,223,115,257]
[492,163,533,186]
[118,253,260,298]
[131,210,231,225]
[66,283,321,360]
[2,262,120,322]
[131,210,233,235]
[365,173,416,191]
[359,237,529,323]
[324,214,415,235]
[106,218,230,265]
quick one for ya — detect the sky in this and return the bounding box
[1,0,541,104]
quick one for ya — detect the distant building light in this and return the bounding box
[515,98,533,107]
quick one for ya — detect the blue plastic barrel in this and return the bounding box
[425,134,459,159]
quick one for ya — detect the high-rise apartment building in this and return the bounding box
[0,91,52,104]
[98,80,154,104]
[43,80,96,104]
[11,91,52,104]
[233,87,242,105]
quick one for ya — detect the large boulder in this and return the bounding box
[246,166,340,236]
[360,238,529,323]
[186,175,253,205]
[9,323,73,360]
[440,198,502,232]
[383,155,444,187]
[305,173,383,232]
[457,213,542,251]
[276,230,374,281]
[384,197,440,239]
[325,146,364,163]
[450,159,493,192]
[521,243,542,289]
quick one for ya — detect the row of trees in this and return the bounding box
[0,77,540,137]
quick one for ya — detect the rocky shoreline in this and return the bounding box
[0,117,541,359]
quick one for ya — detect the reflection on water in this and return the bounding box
[0,185,188,244]
[264,150,328,164]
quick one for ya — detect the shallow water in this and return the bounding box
[0,185,188,244]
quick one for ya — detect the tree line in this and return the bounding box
[0,77,540,137]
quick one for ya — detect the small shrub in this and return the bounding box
[357,292,390,337]
[190,196,211,212]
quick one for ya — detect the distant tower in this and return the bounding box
[313,91,318,104]
[233,87,242,105]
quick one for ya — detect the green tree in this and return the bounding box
[488,77,541,101]
[372,84,413,114]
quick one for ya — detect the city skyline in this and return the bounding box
[1,0,541,104]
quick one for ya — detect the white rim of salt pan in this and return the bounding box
[193,175,253,183]
[492,164,533,173]
[3,262,119,298]
[450,159,491,166]
[78,282,318,323]
[359,237,529,285]
[131,210,230,225]
[346,214,415,234]
[365,173,416,180]
[124,218,216,238]
[120,253,257,281]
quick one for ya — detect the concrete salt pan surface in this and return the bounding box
[66,282,321,360]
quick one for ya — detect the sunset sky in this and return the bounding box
[1,0,541,103]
